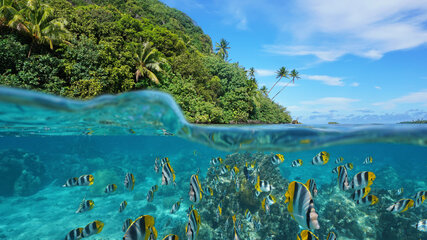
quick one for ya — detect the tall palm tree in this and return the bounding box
[272,69,300,100]
[134,41,164,85]
[215,38,230,60]
[267,66,288,95]
[0,0,20,27]
[8,0,70,57]
[260,86,268,96]
[248,67,255,79]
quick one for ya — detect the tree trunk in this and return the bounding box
[267,77,282,95]
[27,41,34,58]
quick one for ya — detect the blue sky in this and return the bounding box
[161,0,427,123]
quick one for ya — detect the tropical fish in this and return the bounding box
[104,184,117,193]
[124,173,135,191]
[123,215,156,240]
[64,228,83,240]
[122,218,133,232]
[363,156,373,164]
[75,198,94,213]
[185,209,201,240]
[210,157,223,167]
[291,159,303,168]
[235,178,240,192]
[219,165,230,175]
[356,195,378,205]
[119,200,127,213]
[232,215,241,240]
[271,154,284,165]
[147,190,154,202]
[186,205,194,216]
[77,175,94,186]
[395,187,404,195]
[285,181,320,229]
[386,199,414,213]
[414,194,426,208]
[412,219,427,232]
[189,174,203,203]
[230,166,239,179]
[162,234,179,240]
[305,179,318,198]
[332,163,353,174]
[296,230,319,240]
[151,185,158,192]
[244,209,252,223]
[82,220,104,238]
[216,202,222,220]
[63,177,78,187]
[351,187,371,201]
[262,194,276,214]
[326,232,337,240]
[350,171,376,189]
[148,227,158,240]
[160,157,169,166]
[162,162,176,186]
[337,166,350,191]
[335,157,344,164]
[170,198,183,214]
[255,175,274,192]
[154,158,160,173]
[312,151,329,165]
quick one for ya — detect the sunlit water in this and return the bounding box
[0,87,426,240]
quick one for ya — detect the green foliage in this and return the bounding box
[0,0,293,124]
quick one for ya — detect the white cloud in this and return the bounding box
[265,0,427,61]
[351,82,359,87]
[255,69,276,77]
[373,90,427,109]
[303,74,344,86]
[301,97,359,105]
[375,86,382,90]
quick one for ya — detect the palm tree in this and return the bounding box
[272,69,300,100]
[215,38,230,60]
[248,67,255,79]
[0,0,20,27]
[134,41,164,85]
[8,0,70,57]
[260,86,268,96]
[267,66,288,95]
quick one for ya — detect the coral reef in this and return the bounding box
[0,149,46,196]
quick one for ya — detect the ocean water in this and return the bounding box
[0,87,426,240]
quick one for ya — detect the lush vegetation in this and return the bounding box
[399,120,427,124]
[0,0,293,123]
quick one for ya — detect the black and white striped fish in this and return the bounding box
[244,209,252,223]
[154,158,160,173]
[186,209,201,240]
[189,174,203,203]
[351,187,371,201]
[386,199,414,213]
[312,151,330,165]
[291,159,303,167]
[122,218,133,232]
[356,195,378,205]
[271,154,284,165]
[104,184,117,193]
[170,198,182,214]
[75,199,94,213]
[395,187,404,195]
[363,156,373,164]
[262,194,276,214]
[332,163,353,174]
[337,166,349,191]
[123,215,156,240]
[161,162,176,186]
[219,165,230,175]
[335,157,344,164]
[285,181,320,229]
[77,175,94,186]
[160,157,169,166]
[255,175,274,192]
[413,191,427,208]
[326,232,337,240]
[162,234,179,240]
[305,179,318,198]
[210,157,223,167]
[63,177,78,187]
[412,219,427,232]
[82,220,104,238]
[119,200,127,213]
[146,189,154,202]
[350,171,376,189]
[296,230,319,240]
[64,228,83,240]
[124,173,135,191]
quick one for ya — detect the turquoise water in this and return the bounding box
[0,87,426,240]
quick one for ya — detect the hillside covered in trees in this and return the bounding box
[0,0,293,123]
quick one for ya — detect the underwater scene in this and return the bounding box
[0,87,427,240]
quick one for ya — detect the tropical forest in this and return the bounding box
[0,0,295,123]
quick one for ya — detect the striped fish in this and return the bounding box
[104,184,117,193]
[363,156,373,164]
[185,209,201,240]
[337,166,350,191]
[210,157,223,167]
[170,198,182,214]
[291,159,303,168]
[146,190,154,202]
[162,162,176,186]
[356,195,378,205]
[326,232,337,240]
[82,220,104,238]
[305,179,318,198]
[216,202,222,220]
[63,177,78,187]
[151,185,158,192]
[219,165,230,175]
[351,187,371,201]
[154,158,160,173]
[285,181,320,229]
[312,151,329,165]
[335,157,344,164]
[186,205,194,216]
[77,175,94,186]
[123,215,156,240]
[395,187,404,195]
[122,218,133,232]
[412,219,427,232]
[332,163,353,174]
[271,154,284,165]
[162,234,179,240]
[204,186,213,196]
[64,228,83,240]
[244,209,252,223]
[160,157,169,166]
[414,195,426,208]
[75,199,94,213]
[119,200,127,213]
[230,166,239,180]
[189,174,203,203]
[232,215,241,240]
[124,173,135,191]
[262,194,276,214]
[296,230,319,240]
[387,199,414,213]
[255,175,274,192]
[350,171,376,189]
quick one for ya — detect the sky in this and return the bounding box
[161,0,427,123]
